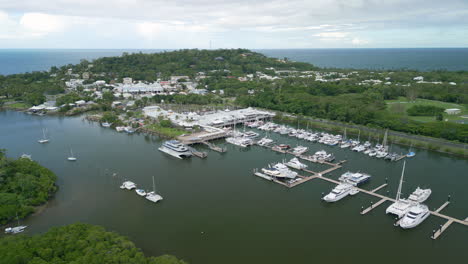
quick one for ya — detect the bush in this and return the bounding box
[407,105,444,116]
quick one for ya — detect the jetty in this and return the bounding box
[201,141,227,153]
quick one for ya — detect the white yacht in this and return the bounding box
[20,154,32,160]
[291,146,308,156]
[262,163,297,179]
[226,137,253,148]
[101,122,112,127]
[5,213,27,234]
[158,140,192,159]
[285,157,307,170]
[407,187,432,203]
[67,149,77,161]
[38,128,49,144]
[386,161,413,218]
[135,189,146,196]
[256,137,274,146]
[398,204,430,229]
[323,183,354,202]
[146,176,163,203]
[120,181,137,190]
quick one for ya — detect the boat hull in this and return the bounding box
[158,146,192,159]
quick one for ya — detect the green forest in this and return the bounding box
[0,150,57,225]
[0,223,186,264]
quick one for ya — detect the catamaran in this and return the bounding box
[338,172,371,186]
[38,128,49,144]
[386,161,413,218]
[158,140,192,159]
[67,149,77,161]
[120,181,137,190]
[146,176,163,203]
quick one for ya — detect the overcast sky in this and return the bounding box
[0,0,467,49]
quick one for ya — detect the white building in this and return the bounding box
[123,77,133,84]
[445,108,461,115]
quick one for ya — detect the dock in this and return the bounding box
[370,183,388,193]
[434,201,450,213]
[431,219,454,240]
[394,155,406,162]
[188,147,207,159]
[201,141,227,153]
[360,198,389,215]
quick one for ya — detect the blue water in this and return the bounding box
[0,48,467,75]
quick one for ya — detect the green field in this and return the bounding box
[385,97,468,123]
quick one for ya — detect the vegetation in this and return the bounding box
[145,123,186,139]
[406,105,445,116]
[0,150,57,225]
[0,223,186,264]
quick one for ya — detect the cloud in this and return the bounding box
[20,13,65,36]
[351,37,369,45]
[314,31,350,38]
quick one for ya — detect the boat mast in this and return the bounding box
[343,128,347,141]
[152,176,156,193]
[396,161,406,201]
[357,130,360,142]
[382,129,388,148]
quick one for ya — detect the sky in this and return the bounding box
[0,0,467,49]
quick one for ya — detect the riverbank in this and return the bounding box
[274,113,468,158]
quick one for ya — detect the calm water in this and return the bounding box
[1,110,467,263]
[1,48,468,75]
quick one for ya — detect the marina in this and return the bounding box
[1,110,467,263]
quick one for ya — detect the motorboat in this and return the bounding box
[20,154,32,160]
[243,131,259,138]
[398,204,430,229]
[407,187,431,203]
[120,181,137,190]
[5,226,27,234]
[135,189,147,196]
[340,142,351,148]
[101,122,112,127]
[159,140,192,159]
[291,146,308,156]
[226,137,253,147]
[256,137,274,146]
[116,126,126,132]
[285,157,307,170]
[339,172,371,186]
[323,183,354,202]
[262,163,297,179]
[406,151,416,158]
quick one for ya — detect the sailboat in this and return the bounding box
[406,142,416,158]
[38,128,49,144]
[67,148,77,161]
[4,212,27,234]
[145,176,163,203]
[386,161,412,218]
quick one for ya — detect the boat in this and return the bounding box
[226,136,253,147]
[262,163,297,179]
[20,154,32,160]
[398,204,430,229]
[407,187,431,203]
[340,141,351,148]
[116,126,126,132]
[291,145,308,155]
[120,181,136,190]
[256,137,274,146]
[158,140,192,159]
[4,213,27,234]
[101,122,112,127]
[278,144,290,150]
[145,176,163,203]
[67,149,77,161]
[285,157,307,170]
[38,128,49,143]
[406,151,416,158]
[135,189,146,196]
[124,127,136,133]
[243,131,259,138]
[339,172,371,186]
[386,161,413,218]
[322,183,354,202]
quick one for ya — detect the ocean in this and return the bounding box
[0,48,467,75]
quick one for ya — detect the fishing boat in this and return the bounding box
[407,187,431,203]
[146,176,163,203]
[38,128,49,143]
[285,157,307,170]
[67,149,77,161]
[158,140,192,159]
[398,204,430,229]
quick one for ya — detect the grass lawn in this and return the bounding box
[385,97,468,123]
[3,102,31,109]
[145,124,186,138]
